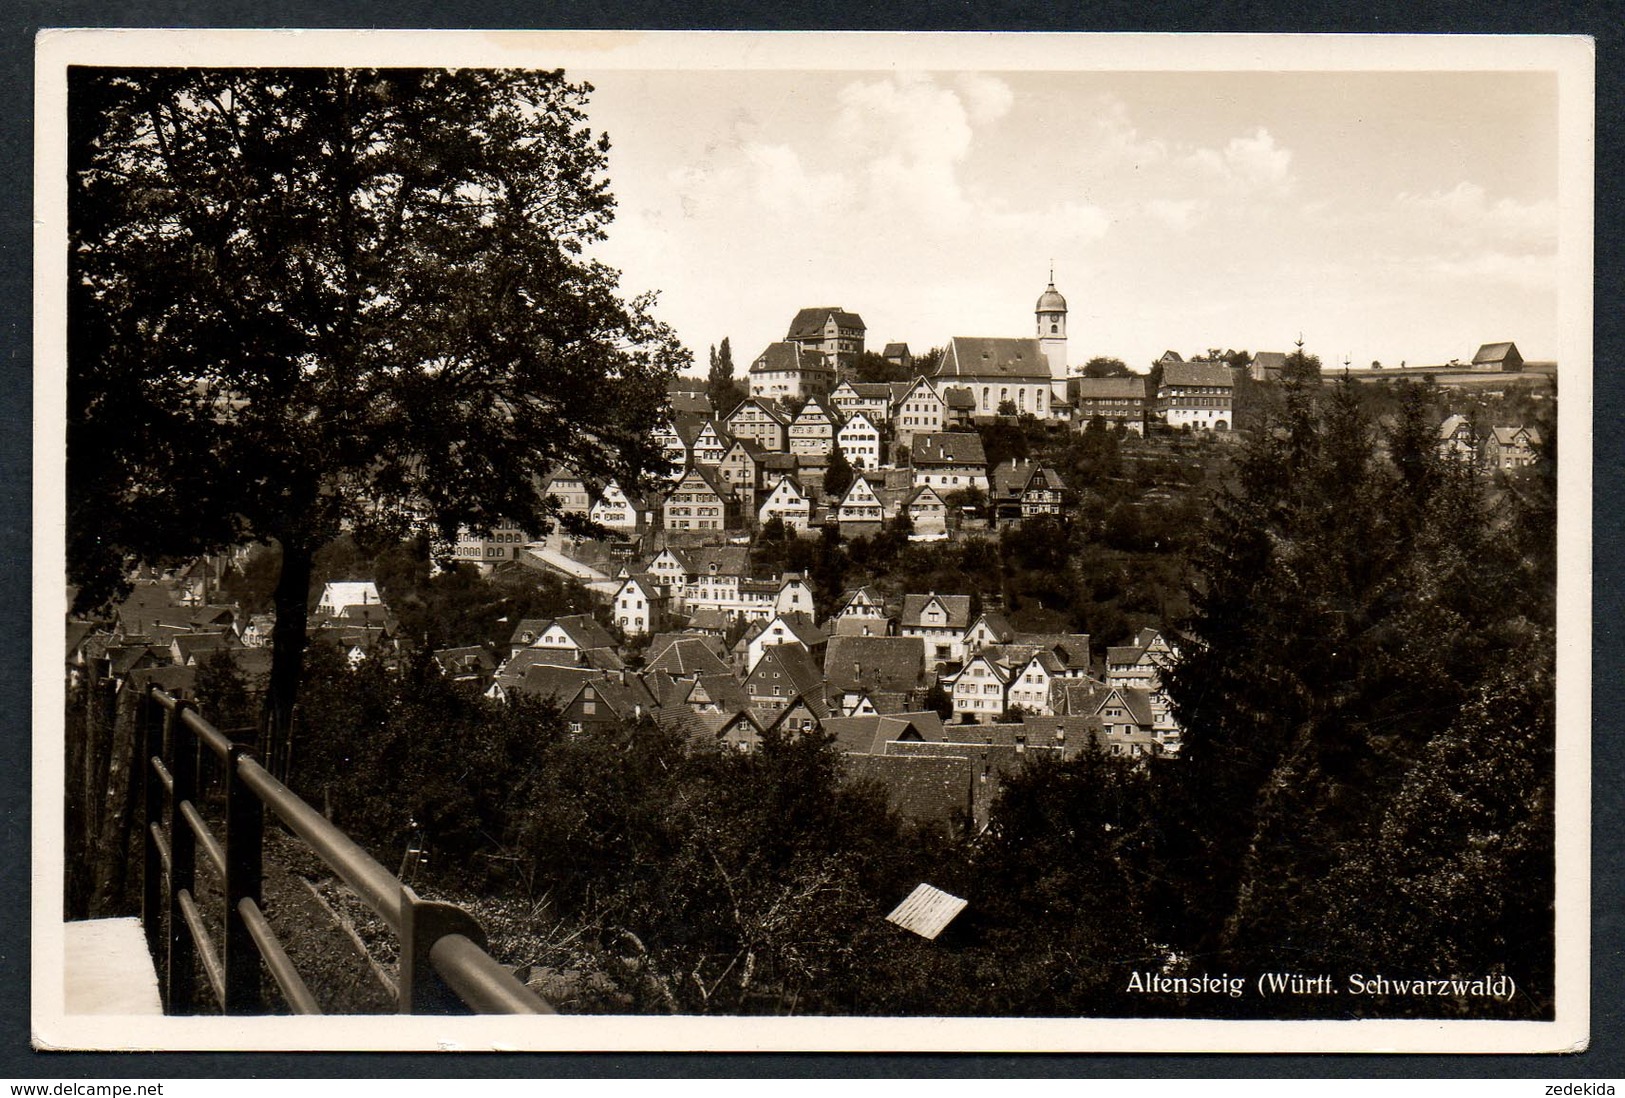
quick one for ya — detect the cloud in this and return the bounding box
[1396,182,1556,250]
[741,143,850,213]
[955,73,1014,125]
[1186,127,1294,192]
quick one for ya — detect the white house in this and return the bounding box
[890,377,944,449]
[757,475,812,532]
[900,592,973,666]
[836,476,889,527]
[317,581,383,618]
[589,480,647,532]
[611,575,663,637]
[836,410,884,470]
[831,380,895,429]
[689,420,730,466]
[946,651,1010,722]
[1158,360,1234,431]
[905,484,949,540]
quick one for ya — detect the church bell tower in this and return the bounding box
[1035,266,1068,383]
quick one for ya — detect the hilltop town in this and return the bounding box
[66,277,1553,836]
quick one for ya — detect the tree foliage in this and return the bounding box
[1082,356,1131,378]
[707,337,746,416]
[823,442,855,501]
[1157,379,1556,1012]
[69,68,685,770]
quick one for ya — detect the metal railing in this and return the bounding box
[140,685,554,1015]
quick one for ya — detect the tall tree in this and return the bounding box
[69,68,685,775]
[706,336,745,415]
[823,442,854,502]
[1280,337,1323,385]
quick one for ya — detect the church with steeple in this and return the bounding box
[929,269,1072,419]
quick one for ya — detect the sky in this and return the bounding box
[574,67,1561,377]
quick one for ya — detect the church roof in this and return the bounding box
[937,337,1051,380]
[1035,280,1067,313]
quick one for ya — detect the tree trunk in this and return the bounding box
[265,538,315,782]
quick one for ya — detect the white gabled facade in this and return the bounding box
[690,421,729,466]
[836,586,887,621]
[906,485,949,540]
[1006,654,1056,716]
[947,653,1009,722]
[612,576,661,637]
[836,476,888,525]
[757,475,811,531]
[647,548,690,593]
[652,421,690,478]
[836,411,883,470]
[775,575,816,617]
[590,481,643,532]
[891,377,944,447]
[789,400,841,458]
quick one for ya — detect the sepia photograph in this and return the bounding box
[32,30,1593,1053]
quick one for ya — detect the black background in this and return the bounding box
[3,0,1618,1080]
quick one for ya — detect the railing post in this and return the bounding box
[398,886,486,1014]
[223,743,264,1014]
[140,687,164,961]
[166,699,198,1014]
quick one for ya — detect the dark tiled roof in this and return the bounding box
[850,382,895,399]
[824,635,926,694]
[171,632,232,663]
[687,545,751,578]
[787,307,866,339]
[751,341,836,376]
[941,385,977,409]
[1069,376,1150,400]
[127,664,197,699]
[1162,361,1234,388]
[434,646,498,675]
[937,337,1050,380]
[512,665,597,703]
[727,398,790,425]
[1013,632,1092,671]
[882,342,910,358]
[646,637,731,677]
[846,754,973,826]
[687,672,752,714]
[1251,351,1287,373]
[910,433,987,467]
[686,607,730,632]
[1491,425,1541,446]
[1472,341,1520,365]
[647,632,729,662]
[670,391,714,416]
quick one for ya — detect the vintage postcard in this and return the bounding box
[32,30,1593,1053]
